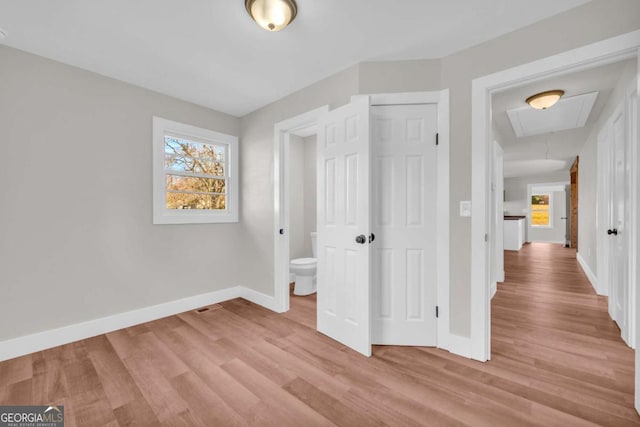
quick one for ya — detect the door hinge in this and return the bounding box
[484,233,489,242]
[435,133,439,146]
[436,306,439,318]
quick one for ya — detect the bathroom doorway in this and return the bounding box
[287,131,318,297]
[273,106,328,315]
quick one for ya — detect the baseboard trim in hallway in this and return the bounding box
[0,286,278,362]
[576,251,600,294]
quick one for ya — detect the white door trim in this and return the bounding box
[635,51,640,411]
[274,106,330,313]
[471,30,640,363]
[626,83,638,350]
[353,90,453,353]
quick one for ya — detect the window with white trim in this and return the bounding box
[530,193,552,228]
[153,117,238,224]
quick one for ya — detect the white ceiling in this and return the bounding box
[492,58,636,178]
[0,0,589,117]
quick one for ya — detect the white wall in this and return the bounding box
[2,0,638,344]
[289,135,306,259]
[579,59,638,279]
[303,135,318,256]
[579,134,598,275]
[289,134,317,259]
[0,45,240,342]
[358,59,441,94]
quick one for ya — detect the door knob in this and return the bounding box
[369,233,376,243]
[355,235,366,244]
[607,229,618,236]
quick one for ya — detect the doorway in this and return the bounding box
[471,31,640,409]
[274,91,451,357]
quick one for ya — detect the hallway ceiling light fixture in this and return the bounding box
[245,0,297,32]
[526,90,565,110]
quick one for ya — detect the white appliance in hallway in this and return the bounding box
[316,97,441,355]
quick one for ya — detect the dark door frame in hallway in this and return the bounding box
[570,157,579,249]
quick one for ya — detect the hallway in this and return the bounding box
[492,243,637,424]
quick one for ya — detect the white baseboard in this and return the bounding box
[576,252,599,294]
[444,333,472,359]
[490,282,497,299]
[239,288,281,312]
[497,270,505,283]
[0,286,257,362]
[1,285,475,363]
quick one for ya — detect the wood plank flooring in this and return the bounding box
[0,243,637,426]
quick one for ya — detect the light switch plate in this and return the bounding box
[459,200,472,217]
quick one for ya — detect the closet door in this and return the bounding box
[371,104,438,346]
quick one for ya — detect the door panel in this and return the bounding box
[371,104,438,346]
[611,109,629,342]
[316,97,371,357]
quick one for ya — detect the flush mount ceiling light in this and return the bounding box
[245,0,297,32]
[526,90,565,110]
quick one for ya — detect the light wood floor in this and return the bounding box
[0,243,637,426]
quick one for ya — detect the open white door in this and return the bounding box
[316,97,372,357]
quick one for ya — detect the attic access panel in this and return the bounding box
[507,92,598,137]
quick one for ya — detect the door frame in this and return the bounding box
[470,30,640,361]
[354,91,451,349]
[273,90,452,351]
[470,30,640,363]
[599,85,638,348]
[273,105,329,313]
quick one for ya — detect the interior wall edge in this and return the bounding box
[576,251,599,295]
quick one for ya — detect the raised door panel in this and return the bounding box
[316,98,371,356]
[371,104,438,346]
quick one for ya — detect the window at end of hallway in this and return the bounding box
[531,193,551,227]
[152,117,239,224]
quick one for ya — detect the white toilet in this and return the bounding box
[290,232,317,296]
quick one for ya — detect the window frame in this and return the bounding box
[153,117,239,224]
[530,192,553,229]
